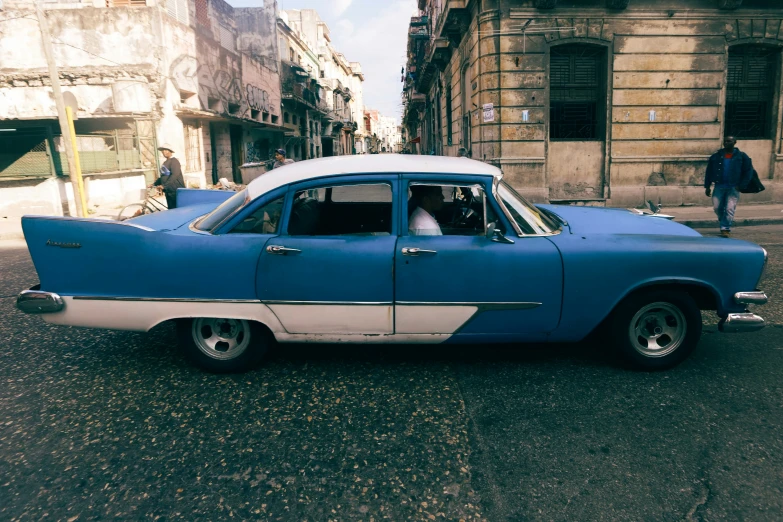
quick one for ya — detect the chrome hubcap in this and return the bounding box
[192,318,250,360]
[629,302,686,358]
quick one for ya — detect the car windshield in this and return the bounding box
[194,189,249,232]
[496,181,559,235]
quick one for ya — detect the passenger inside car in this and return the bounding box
[408,185,445,236]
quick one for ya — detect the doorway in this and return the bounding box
[322,137,334,157]
[229,124,243,184]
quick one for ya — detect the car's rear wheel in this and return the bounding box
[610,290,702,370]
[178,318,270,373]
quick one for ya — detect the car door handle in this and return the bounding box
[266,245,302,255]
[401,247,437,256]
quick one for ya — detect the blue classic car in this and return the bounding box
[17,155,768,372]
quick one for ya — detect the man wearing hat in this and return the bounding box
[272,149,294,169]
[152,144,185,209]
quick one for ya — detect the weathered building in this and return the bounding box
[403,0,783,206]
[275,9,364,159]
[0,0,285,218]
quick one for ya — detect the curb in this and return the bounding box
[677,217,783,228]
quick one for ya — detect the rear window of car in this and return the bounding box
[194,190,249,231]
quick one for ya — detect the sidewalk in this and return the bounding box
[3,201,783,242]
[665,203,783,229]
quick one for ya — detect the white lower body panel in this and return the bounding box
[41,298,455,344]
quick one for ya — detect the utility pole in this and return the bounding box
[35,2,85,218]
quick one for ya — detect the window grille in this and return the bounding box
[725,46,779,139]
[219,24,236,52]
[549,45,606,140]
[183,123,201,173]
[195,0,209,27]
[165,0,188,26]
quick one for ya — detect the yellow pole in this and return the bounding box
[65,106,88,216]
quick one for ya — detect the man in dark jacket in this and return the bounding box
[704,136,753,238]
[152,144,185,209]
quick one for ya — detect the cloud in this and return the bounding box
[333,0,353,16]
[330,0,418,120]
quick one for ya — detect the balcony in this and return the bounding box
[409,17,430,40]
[281,60,320,109]
[434,0,470,47]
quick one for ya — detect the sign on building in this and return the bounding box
[483,103,494,123]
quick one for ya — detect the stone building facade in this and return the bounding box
[402,0,783,206]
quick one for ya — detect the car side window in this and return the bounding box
[407,183,496,236]
[287,183,393,236]
[228,196,285,234]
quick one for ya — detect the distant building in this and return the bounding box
[403,0,783,206]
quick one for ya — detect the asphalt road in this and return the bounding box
[1,226,782,521]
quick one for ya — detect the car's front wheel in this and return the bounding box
[610,290,702,370]
[178,318,270,373]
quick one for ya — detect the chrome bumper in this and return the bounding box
[719,313,765,333]
[734,291,768,305]
[17,288,65,314]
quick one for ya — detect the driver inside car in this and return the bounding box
[408,185,445,236]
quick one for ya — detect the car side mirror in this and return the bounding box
[486,222,514,244]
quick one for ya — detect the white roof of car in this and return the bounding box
[246,154,502,199]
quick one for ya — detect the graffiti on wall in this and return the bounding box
[170,55,247,116]
[246,84,272,113]
[169,54,280,120]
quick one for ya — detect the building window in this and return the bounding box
[549,44,607,140]
[284,112,290,124]
[164,0,188,25]
[194,0,209,26]
[183,123,201,173]
[461,63,472,149]
[219,24,236,52]
[446,81,452,146]
[725,45,780,139]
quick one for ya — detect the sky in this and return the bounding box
[227,0,418,121]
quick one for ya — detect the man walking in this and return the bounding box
[152,144,185,209]
[704,136,754,237]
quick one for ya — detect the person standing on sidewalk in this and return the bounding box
[272,149,294,169]
[151,144,185,209]
[704,136,754,238]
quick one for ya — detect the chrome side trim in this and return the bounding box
[396,301,541,310]
[17,290,65,314]
[719,313,765,333]
[734,291,768,305]
[265,300,392,306]
[72,296,392,306]
[69,297,537,309]
[73,296,261,303]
